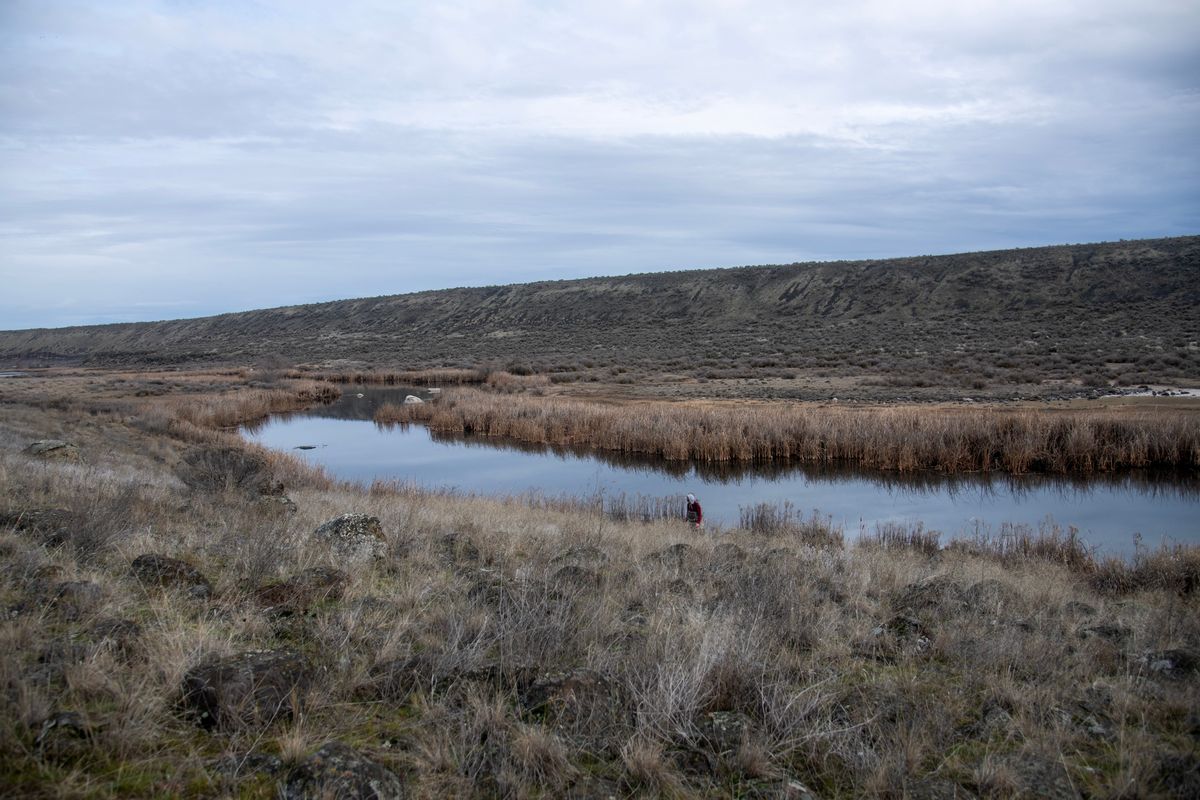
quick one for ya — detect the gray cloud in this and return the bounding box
[1,0,1197,329]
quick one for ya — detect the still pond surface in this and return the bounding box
[243,388,1200,556]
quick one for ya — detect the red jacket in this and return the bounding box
[687,500,703,524]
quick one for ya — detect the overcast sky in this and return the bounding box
[2,1,1197,329]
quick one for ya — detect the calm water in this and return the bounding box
[243,388,1200,555]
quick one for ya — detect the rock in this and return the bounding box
[257,494,298,514]
[465,572,517,609]
[873,614,927,638]
[647,542,696,570]
[362,655,438,699]
[90,618,143,655]
[0,507,73,545]
[210,751,285,778]
[550,564,600,589]
[780,778,821,800]
[48,580,103,619]
[964,579,1021,614]
[24,440,80,461]
[1140,648,1199,680]
[34,711,92,759]
[903,777,975,800]
[436,532,480,566]
[181,649,311,730]
[522,669,612,717]
[131,554,212,599]
[697,711,752,755]
[1004,754,1081,799]
[253,566,349,614]
[1063,600,1097,617]
[1077,622,1130,643]
[711,542,746,564]
[552,545,607,566]
[313,514,388,562]
[280,741,405,800]
[1156,752,1200,798]
[403,395,423,405]
[891,575,967,616]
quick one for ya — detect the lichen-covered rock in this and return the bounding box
[280,741,405,799]
[253,566,349,614]
[181,650,310,730]
[131,553,212,598]
[24,440,80,461]
[697,711,752,756]
[313,514,387,562]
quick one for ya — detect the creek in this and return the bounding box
[243,388,1200,556]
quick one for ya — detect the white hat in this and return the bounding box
[686,493,696,503]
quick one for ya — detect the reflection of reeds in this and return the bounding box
[374,390,1200,474]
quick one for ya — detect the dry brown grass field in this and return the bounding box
[1,369,1198,798]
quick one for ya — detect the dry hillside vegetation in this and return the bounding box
[0,372,1198,798]
[2,236,1198,401]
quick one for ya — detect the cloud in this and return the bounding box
[1,0,1197,328]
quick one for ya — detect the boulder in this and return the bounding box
[403,395,423,405]
[0,508,73,546]
[181,649,311,730]
[313,514,387,562]
[280,741,405,800]
[253,567,349,614]
[131,554,212,599]
[23,440,80,461]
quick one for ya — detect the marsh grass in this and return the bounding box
[376,388,1200,474]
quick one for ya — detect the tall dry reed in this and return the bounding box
[376,390,1200,474]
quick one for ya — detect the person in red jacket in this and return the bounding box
[685,493,703,530]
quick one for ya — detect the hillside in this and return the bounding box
[3,237,1199,397]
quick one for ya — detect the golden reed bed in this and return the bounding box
[377,389,1200,474]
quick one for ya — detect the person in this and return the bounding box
[685,493,703,530]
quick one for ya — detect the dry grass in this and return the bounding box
[0,372,1197,797]
[286,367,487,386]
[374,388,1200,474]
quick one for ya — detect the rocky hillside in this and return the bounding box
[2,237,1198,391]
